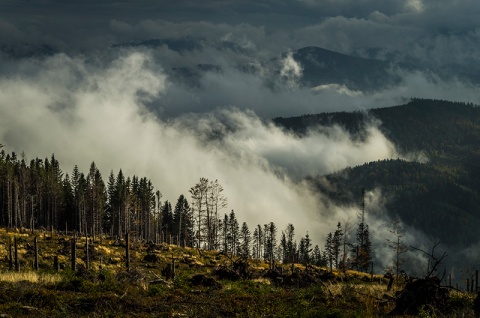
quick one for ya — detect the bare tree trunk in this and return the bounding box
[34,236,39,271]
[8,241,13,270]
[476,270,479,292]
[54,255,59,272]
[126,232,130,271]
[85,234,89,270]
[14,236,19,271]
[30,196,34,234]
[71,234,77,271]
[7,179,11,229]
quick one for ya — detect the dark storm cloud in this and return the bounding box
[1,0,480,62]
[3,1,479,117]
[1,0,480,116]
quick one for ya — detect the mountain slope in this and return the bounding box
[291,46,406,91]
[274,99,480,247]
[111,39,414,91]
[112,37,203,52]
[275,99,480,165]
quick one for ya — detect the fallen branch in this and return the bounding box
[149,270,173,286]
[150,278,172,286]
[410,242,447,280]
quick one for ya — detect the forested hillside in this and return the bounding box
[275,99,480,247]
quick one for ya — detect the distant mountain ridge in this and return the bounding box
[111,38,414,91]
[274,99,480,163]
[290,46,409,91]
[3,37,479,90]
[112,37,204,52]
[0,43,57,58]
[111,39,480,90]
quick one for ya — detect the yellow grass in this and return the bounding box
[0,271,62,284]
[0,244,6,259]
[255,263,270,270]
[95,245,118,256]
[5,230,31,238]
[341,269,385,281]
[252,277,271,285]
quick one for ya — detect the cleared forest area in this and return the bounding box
[0,228,475,317]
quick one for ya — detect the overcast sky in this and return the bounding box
[2,0,480,61]
[1,0,479,119]
[1,0,479,255]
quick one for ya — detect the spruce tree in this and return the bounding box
[325,232,334,272]
[353,189,372,272]
[228,210,240,255]
[239,222,251,258]
[299,233,312,265]
[280,232,288,263]
[298,237,306,264]
[252,225,263,259]
[332,223,343,269]
[61,174,75,233]
[173,194,193,247]
[161,201,173,243]
[264,222,277,264]
[285,223,295,264]
[312,245,322,266]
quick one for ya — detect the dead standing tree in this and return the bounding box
[386,219,408,286]
[389,242,449,316]
[411,242,448,281]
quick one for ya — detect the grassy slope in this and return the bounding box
[0,228,428,317]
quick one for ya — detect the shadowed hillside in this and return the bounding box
[275,99,480,247]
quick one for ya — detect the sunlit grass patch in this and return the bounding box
[252,277,271,285]
[5,231,31,238]
[292,263,306,271]
[0,244,7,259]
[95,244,118,256]
[0,271,62,284]
[325,280,386,297]
[344,269,377,277]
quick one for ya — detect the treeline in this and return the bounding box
[0,147,196,245]
[0,144,374,270]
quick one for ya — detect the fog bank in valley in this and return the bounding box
[0,52,402,245]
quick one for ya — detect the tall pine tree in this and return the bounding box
[353,189,372,272]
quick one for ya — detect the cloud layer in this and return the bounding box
[2,0,480,68]
[2,1,480,117]
[0,52,403,245]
